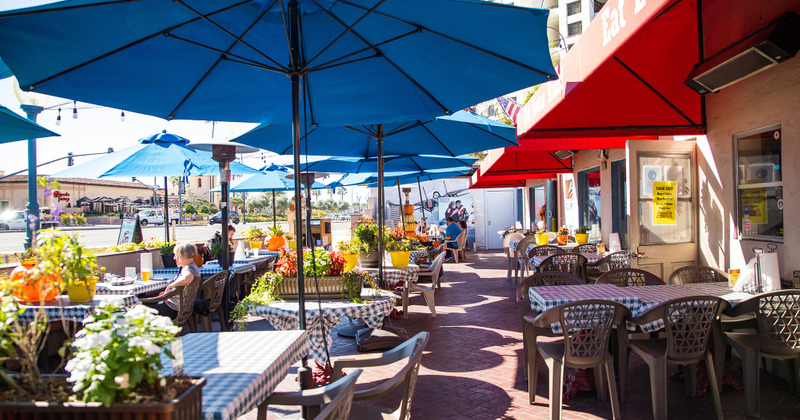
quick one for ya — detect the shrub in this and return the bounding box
[182,203,197,214]
[74,213,87,225]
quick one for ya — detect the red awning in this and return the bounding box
[469,169,560,189]
[468,146,572,189]
[517,0,704,140]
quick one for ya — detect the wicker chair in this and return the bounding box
[668,265,728,285]
[504,232,525,279]
[722,290,800,417]
[513,235,539,283]
[628,296,727,420]
[260,369,362,420]
[525,300,631,419]
[596,268,665,287]
[537,253,588,282]
[332,332,430,420]
[140,276,202,334]
[586,251,630,283]
[574,243,598,253]
[197,270,229,332]
[516,272,584,403]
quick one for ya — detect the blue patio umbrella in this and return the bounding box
[0,104,59,144]
[285,154,476,174]
[0,57,11,79]
[0,0,556,377]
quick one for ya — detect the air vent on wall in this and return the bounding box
[685,12,800,95]
[553,150,574,160]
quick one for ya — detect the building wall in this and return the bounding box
[185,175,218,203]
[570,147,624,245]
[0,181,152,211]
[701,55,800,279]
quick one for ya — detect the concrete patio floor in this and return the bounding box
[241,250,800,419]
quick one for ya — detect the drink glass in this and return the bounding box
[140,253,153,282]
[597,243,606,253]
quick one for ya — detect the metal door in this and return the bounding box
[486,189,516,249]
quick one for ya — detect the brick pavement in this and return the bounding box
[235,250,800,419]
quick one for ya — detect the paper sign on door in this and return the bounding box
[652,181,677,225]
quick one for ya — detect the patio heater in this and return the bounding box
[13,78,51,249]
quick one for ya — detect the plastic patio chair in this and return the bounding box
[668,265,728,285]
[504,232,525,279]
[331,332,430,420]
[516,272,584,403]
[722,290,800,417]
[574,243,598,253]
[537,253,588,282]
[400,254,442,318]
[140,275,202,334]
[196,270,229,332]
[596,268,665,287]
[260,369,362,420]
[586,251,630,283]
[418,251,446,291]
[627,296,727,420]
[525,300,631,419]
[445,230,468,263]
[513,234,539,283]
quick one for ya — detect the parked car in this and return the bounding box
[136,208,165,226]
[209,211,240,225]
[0,210,27,230]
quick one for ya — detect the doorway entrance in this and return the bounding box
[485,189,516,249]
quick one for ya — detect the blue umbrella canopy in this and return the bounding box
[0,104,59,144]
[52,132,261,178]
[286,154,476,174]
[326,168,471,187]
[0,57,11,79]
[0,0,556,126]
[209,170,326,193]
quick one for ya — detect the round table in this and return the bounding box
[249,289,395,361]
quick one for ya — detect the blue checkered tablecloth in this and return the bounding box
[17,295,140,322]
[627,282,755,332]
[410,249,428,264]
[363,264,420,287]
[95,279,170,296]
[258,250,281,257]
[206,255,272,266]
[530,284,642,333]
[159,331,308,420]
[153,262,255,277]
[530,252,604,270]
[249,290,395,362]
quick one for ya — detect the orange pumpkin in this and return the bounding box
[402,204,414,215]
[10,265,61,303]
[266,235,287,251]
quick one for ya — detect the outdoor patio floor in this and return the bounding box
[239,250,800,419]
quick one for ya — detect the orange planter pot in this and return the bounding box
[10,265,62,303]
[556,235,569,246]
[266,235,286,251]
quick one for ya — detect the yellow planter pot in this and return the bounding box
[389,251,411,268]
[535,234,549,246]
[67,276,98,303]
[249,240,262,251]
[286,240,297,250]
[343,254,359,271]
[574,233,589,244]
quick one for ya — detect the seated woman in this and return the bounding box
[145,243,206,318]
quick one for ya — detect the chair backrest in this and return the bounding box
[529,245,561,257]
[515,235,539,260]
[574,243,598,253]
[201,270,229,312]
[174,276,203,326]
[426,252,446,287]
[516,272,584,319]
[314,369,362,420]
[533,300,630,367]
[503,232,525,250]
[754,290,800,356]
[596,268,664,287]
[427,243,445,259]
[669,265,728,285]
[455,230,468,250]
[538,253,587,280]
[643,296,725,362]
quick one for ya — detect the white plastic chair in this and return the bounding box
[445,230,468,263]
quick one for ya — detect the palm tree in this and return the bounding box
[230,196,243,212]
[338,186,347,202]
[312,189,322,203]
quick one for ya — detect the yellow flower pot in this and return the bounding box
[67,276,98,303]
[389,251,411,268]
[575,233,589,244]
[535,234,549,246]
[286,240,297,250]
[343,253,359,271]
[249,240,262,251]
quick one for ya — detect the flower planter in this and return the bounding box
[160,255,177,268]
[343,254,359,271]
[0,377,205,420]
[278,275,359,299]
[556,235,569,246]
[357,251,381,268]
[535,234,549,246]
[249,240,262,251]
[389,251,410,268]
[266,235,286,251]
[574,233,589,244]
[67,276,98,303]
[286,240,297,251]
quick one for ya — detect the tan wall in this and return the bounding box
[0,182,152,211]
[701,55,800,279]
[185,175,217,203]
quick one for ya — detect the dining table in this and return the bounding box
[363,264,420,289]
[17,294,140,322]
[159,330,308,420]
[94,278,170,296]
[529,252,605,270]
[248,289,395,362]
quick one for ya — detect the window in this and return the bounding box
[578,168,601,228]
[735,124,783,240]
[594,0,607,13]
[567,1,581,16]
[568,21,583,36]
[0,201,8,211]
[197,178,202,188]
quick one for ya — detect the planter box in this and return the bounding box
[0,377,205,420]
[278,275,360,299]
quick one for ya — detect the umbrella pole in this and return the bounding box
[397,179,404,236]
[417,177,425,223]
[288,0,311,395]
[272,189,276,230]
[377,128,385,288]
[163,176,169,242]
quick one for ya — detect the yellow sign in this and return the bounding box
[740,188,767,224]
[652,181,677,225]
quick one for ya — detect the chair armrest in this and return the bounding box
[331,348,408,381]
[139,286,182,303]
[263,387,331,406]
[630,304,665,325]
[723,295,758,317]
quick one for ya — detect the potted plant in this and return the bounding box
[209,241,234,264]
[557,226,570,246]
[574,226,590,244]
[337,240,360,271]
[159,240,177,268]
[284,233,296,251]
[387,238,417,268]
[265,225,287,251]
[534,228,549,246]
[242,226,266,251]
[351,218,390,268]
[0,288,204,416]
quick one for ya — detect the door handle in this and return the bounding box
[630,251,647,259]
[488,221,491,225]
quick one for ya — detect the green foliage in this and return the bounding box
[341,268,378,303]
[35,229,99,286]
[59,213,71,225]
[557,226,569,236]
[230,271,283,329]
[303,247,331,278]
[182,203,197,214]
[242,225,266,240]
[387,238,423,252]
[575,226,590,234]
[266,224,285,237]
[351,218,391,252]
[206,203,219,214]
[158,241,176,256]
[197,204,210,214]
[74,213,86,225]
[337,240,360,255]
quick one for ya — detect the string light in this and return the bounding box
[55,108,61,126]
[120,110,126,122]
[72,100,78,119]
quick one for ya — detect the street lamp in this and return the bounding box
[13,77,52,249]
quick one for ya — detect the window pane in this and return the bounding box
[639,200,693,244]
[737,128,781,184]
[567,1,581,15]
[736,125,783,239]
[637,154,692,199]
[738,186,783,237]
[568,22,583,36]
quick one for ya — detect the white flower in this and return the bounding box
[99,296,126,309]
[128,336,161,355]
[160,378,167,387]
[114,373,130,389]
